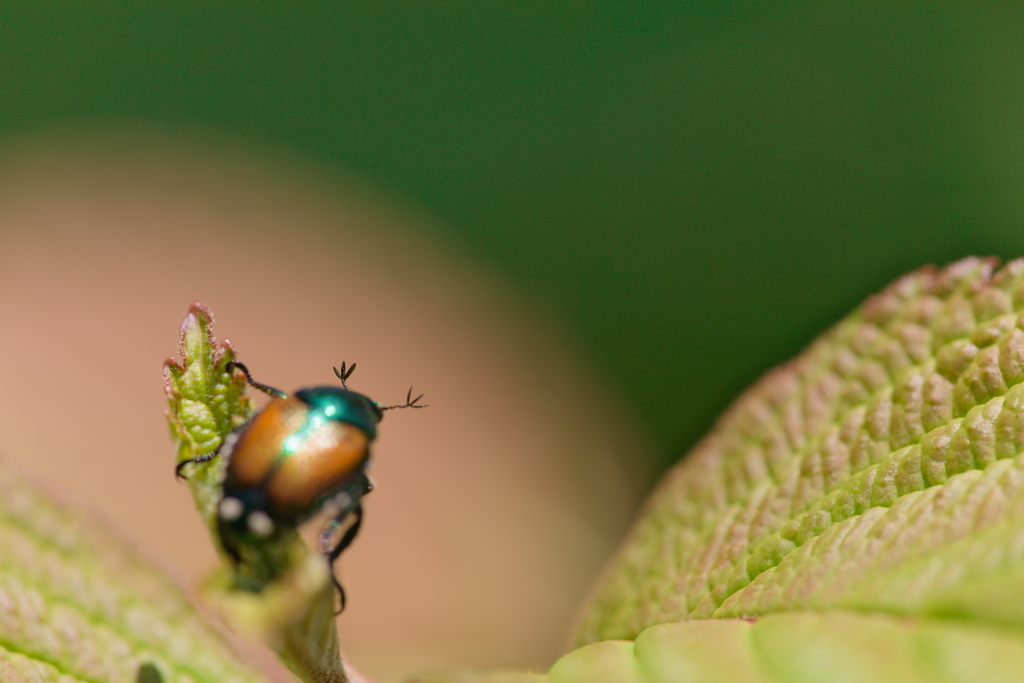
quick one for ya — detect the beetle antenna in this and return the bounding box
[226,361,287,399]
[333,361,357,388]
[380,387,428,411]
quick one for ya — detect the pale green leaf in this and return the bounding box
[418,612,1024,683]
[576,257,1024,642]
[0,459,268,683]
[422,257,1024,681]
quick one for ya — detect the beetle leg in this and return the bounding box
[175,429,243,480]
[175,450,220,480]
[226,360,288,399]
[322,503,364,614]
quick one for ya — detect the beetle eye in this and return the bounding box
[372,403,384,421]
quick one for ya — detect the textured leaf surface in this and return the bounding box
[574,257,1024,643]
[422,258,1024,681]
[0,458,267,683]
[414,612,1024,683]
[163,301,252,541]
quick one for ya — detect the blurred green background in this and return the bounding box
[4,2,1024,469]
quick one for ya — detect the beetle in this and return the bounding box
[176,360,425,609]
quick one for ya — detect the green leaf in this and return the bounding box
[420,257,1024,681]
[0,458,268,683]
[575,257,1024,642]
[163,301,252,541]
[413,612,1024,683]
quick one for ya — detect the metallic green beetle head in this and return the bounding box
[295,386,383,438]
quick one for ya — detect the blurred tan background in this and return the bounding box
[0,130,652,682]
[7,4,1024,476]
